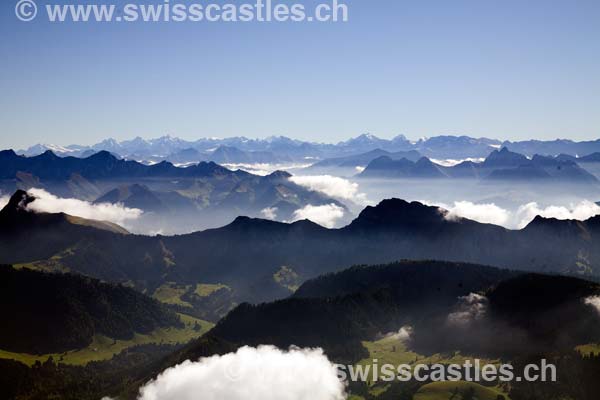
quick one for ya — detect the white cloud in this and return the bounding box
[447,293,488,326]
[289,175,368,205]
[430,158,485,167]
[291,203,345,228]
[584,296,600,315]
[222,163,313,176]
[425,200,600,229]
[260,207,278,220]
[444,201,511,226]
[0,194,9,210]
[515,201,600,228]
[26,188,142,226]
[385,326,413,341]
[137,345,346,400]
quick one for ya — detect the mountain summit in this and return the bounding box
[346,198,448,231]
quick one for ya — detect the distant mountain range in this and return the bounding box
[304,149,422,176]
[0,150,346,231]
[4,190,600,322]
[7,144,600,189]
[15,134,600,164]
[359,147,600,182]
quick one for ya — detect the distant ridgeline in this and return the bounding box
[0,149,345,228]
[2,145,599,237]
[15,134,600,161]
[357,147,599,182]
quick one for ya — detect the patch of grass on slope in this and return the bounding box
[195,283,230,297]
[576,343,600,356]
[0,313,212,367]
[358,336,498,381]
[152,282,193,307]
[273,266,301,292]
[414,381,510,400]
[13,247,75,273]
[355,335,505,398]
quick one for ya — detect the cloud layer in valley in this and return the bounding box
[444,201,511,226]
[515,201,600,228]
[584,296,600,315]
[289,175,368,205]
[290,203,345,228]
[137,345,346,400]
[23,188,143,226]
[222,163,313,176]
[260,207,278,220]
[433,200,600,229]
[385,326,413,341]
[447,293,488,326]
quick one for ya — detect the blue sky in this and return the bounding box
[1,0,599,149]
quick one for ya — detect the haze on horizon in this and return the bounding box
[1,0,599,149]
[8,132,600,152]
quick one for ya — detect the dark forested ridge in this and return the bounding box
[293,260,517,299]
[0,344,181,400]
[0,266,182,354]
[206,261,600,361]
[131,260,600,400]
[2,259,600,400]
[209,261,516,362]
[4,189,600,318]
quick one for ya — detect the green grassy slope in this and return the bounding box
[0,313,213,366]
[414,381,509,400]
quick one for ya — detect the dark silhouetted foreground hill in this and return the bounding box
[0,265,181,354]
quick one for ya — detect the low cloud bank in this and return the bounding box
[260,207,278,220]
[432,200,600,229]
[289,175,368,205]
[24,188,143,226]
[385,326,413,341]
[222,163,312,176]
[444,201,511,226]
[291,203,345,228]
[137,345,346,400]
[430,157,485,167]
[447,293,488,326]
[584,296,600,315]
[0,194,9,209]
[515,201,600,228]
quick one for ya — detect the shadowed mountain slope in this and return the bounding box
[3,191,600,313]
[0,265,182,354]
